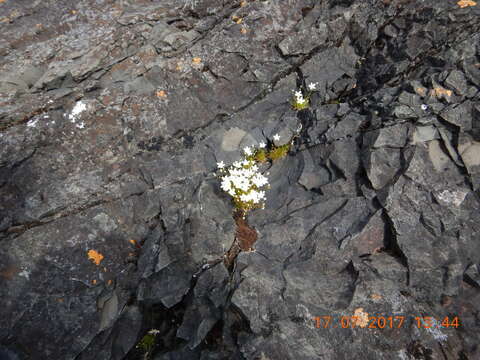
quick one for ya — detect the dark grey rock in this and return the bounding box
[365,124,409,148]
[411,125,440,144]
[393,104,417,119]
[440,102,473,131]
[465,264,480,288]
[124,76,156,95]
[300,39,359,102]
[445,70,468,95]
[278,23,328,56]
[177,263,230,349]
[458,134,480,189]
[363,148,402,190]
[1,1,480,359]
[298,149,327,190]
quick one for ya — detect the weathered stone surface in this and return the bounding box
[363,147,402,190]
[440,101,473,131]
[445,70,468,95]
[1,0,480,359]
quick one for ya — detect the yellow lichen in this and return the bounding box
[458,0,476,8]
[87,249,104,266]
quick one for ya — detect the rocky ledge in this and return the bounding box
[1,0,480,359]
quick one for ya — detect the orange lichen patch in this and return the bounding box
[353,308,369,328]
[240,1,248,6]
[71,10,77,14]
[240,27,247,34]
[415,86,427,97]
[431,87,452,98]
[0,0,6,3]
[232,16,242,24]
[129,239,141,249]
[107,279,113,285]
[57,298,64,303]
[156,90,167,98]
[458,0,476,7]
[87,249,104,266]
[192,57,202,64]
[371,294,383,301]
[92,279,97,285]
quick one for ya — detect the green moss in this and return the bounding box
[291,97,310,111]
[254,149,268,163]
[327,99,340,104]
[268,144,290,160]
[137,333,156,356]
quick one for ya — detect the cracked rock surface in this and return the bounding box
[1,0,480,359]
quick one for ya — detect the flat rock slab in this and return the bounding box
[0,0,480,359]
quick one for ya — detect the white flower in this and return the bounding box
[307,82,318,91]
[148,329,160,335]
[243,146,252,156]
[218,152,270,211]
[273,134,280,141]
[239,190,265,204]
[252,174,269,187]
[217,161,225,169]
[421,104,428,111]
[294,90,306,104]
[259,141,266,148]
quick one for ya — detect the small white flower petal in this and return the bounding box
[217,161,225,169]
[273,134,280,141]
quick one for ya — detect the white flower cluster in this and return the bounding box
[293,90,307,106]
[217,149,269,211]
[292,82,318,109]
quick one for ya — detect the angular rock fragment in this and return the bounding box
[445,70,468,95]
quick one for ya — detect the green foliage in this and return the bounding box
[136,330,159,359]
[268,143,290,160]
[254,148,268,163]
[291,97,310,111]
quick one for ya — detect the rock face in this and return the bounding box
[0,0,480,359]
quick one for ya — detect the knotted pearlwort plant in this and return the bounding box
[217,147,270,216]
[291,82,318,111]
[216,133,297,217]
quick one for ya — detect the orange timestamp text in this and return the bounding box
[313,316,460,329]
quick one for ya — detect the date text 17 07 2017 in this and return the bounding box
[313,316,460,329]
